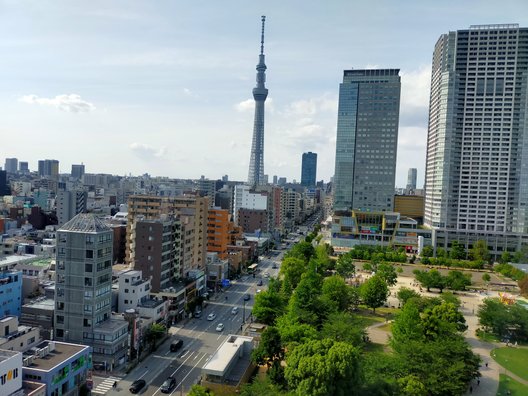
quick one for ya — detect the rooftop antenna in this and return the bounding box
[260,16,266,55]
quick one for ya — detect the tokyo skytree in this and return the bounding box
[247,16,268,187]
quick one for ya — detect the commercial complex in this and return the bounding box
[333,69,401,212]
[424,24,528,256]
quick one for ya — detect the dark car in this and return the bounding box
[129,379,146,394]
[257,279,263,286]
[170,339,183,352]
[244,294,251,301]
[161,377,176,393]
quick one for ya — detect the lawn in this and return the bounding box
[497,374,528,396]
[491,348,528,382]
[354,306,397,327]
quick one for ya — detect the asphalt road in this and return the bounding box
[94,251,283,396]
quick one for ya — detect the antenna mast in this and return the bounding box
[260,16,266,55]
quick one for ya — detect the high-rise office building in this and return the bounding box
[38,159,59,179]
[333,69,401,212]
[406,168,417,191]
[4,158,18,174]
[247,16,269,187]
[301,152,317,187]
[71,164,85,180]
[424,24,528,255]
[0,170,9,196]
[18,161,29,174]
[54,214,128,369]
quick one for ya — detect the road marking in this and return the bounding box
[173,353,210,394]
[152,352,197,396]
[92,376,121,395]
[137,369,149,380]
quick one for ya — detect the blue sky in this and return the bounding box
[1,1,527,187]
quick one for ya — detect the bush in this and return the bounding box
[494,263,526,281]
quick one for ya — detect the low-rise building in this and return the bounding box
[22,341,91,396]
[117,270,151,313]
[201,335,255,393]
[0,349,22,396]
[0,317,41,353]
[0,270,22,318]
[20,299,54,341]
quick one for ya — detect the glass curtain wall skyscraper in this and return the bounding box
[424,24,528,255]
[333,69,401,212]
[301,152,317,187]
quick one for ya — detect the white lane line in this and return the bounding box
[173,353,210,394]
[137,369,149,380]
[151,351,197,396]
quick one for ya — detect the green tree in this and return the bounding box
[470,240,491,263]
[313,245,332,273]
[240,376,284,396]
[449,241,466,260]
[321,275,351,312]
[500,251,512,264]
[446,270,472,291]
[188,385,214,396]
[276,316,318,346]
[376,263,398,286]
[252,289,286,325]
[397,375,427,396]
[396,287,420,306]
[421,302,467,340]
[286,241,315,263]
[436,247,448,259]
[391,300,423,347]
[252,326,284,369]
[320,312,366,346]
[478,298,528,341]
[284,338,361,396]
[413,269,446,292]
[420,245,434,258]
[280,257,305,295]
[335,252,356,278]
[360,275,389,313]
[145,323,166,350]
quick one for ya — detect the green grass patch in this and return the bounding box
[497,374,528,396]
[363,342,385,353]
[378,322,392,332]
[476,329,501,343]
[492,348,528,382]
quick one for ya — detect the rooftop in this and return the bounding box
[0,349,21,363]
[23,297,55,310]
[60,213,110,233]
[138,298,164,309]
[23,341,89,371]
[202,335,253,377]
[93,317,128,335]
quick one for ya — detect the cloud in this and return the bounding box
[129,143,167,159]
[399,65,431,127]
[234,97,275,113]
[183,88,200,99]
[19,94,96,113]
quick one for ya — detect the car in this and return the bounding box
[272,264,277,269]
[216,323,225,331]
[170,339,183,352]
[194,310,202,318]
[129,379,146,394]
[257,279,263,286]
[161,377,176,393]
[264,272,270,278]
[207,313,216,321]
[231,306,239,315]
[243,294,251,301]
[256,289,262,294]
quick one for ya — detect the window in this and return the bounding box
[86,250,94,259]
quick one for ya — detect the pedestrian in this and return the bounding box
[469,386,472,394]
[113,381,117,388]
[477,379,480,386]
[485,362,488,368]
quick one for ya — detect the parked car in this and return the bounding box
[264,272,270,278]
[256,289,262,294]
[244,294,251,301]
[231,306,239,315]
[170,339,183,352]
[207,313,216,321]
[161,377,176,393]
[216,323,225,331]
[129,379,146,394]
[194,310,202,318]
[272,263,277,269]
[257,279,263,286]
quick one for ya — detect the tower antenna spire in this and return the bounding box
[260,15,266,55]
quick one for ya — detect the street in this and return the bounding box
[92,251,283,395]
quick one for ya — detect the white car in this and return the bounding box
[216,323,225,331]
[256,289,262,294]
[207,313,216,321]
[231,307,239,315]
[264,272,270,278]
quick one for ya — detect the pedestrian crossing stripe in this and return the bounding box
[92,376,121,394]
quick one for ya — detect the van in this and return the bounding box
[170,339,183,352]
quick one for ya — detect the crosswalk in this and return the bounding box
[92,376,121,395]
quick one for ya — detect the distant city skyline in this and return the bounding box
[1,1,527,187]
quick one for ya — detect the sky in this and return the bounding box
[1,1,527,188]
